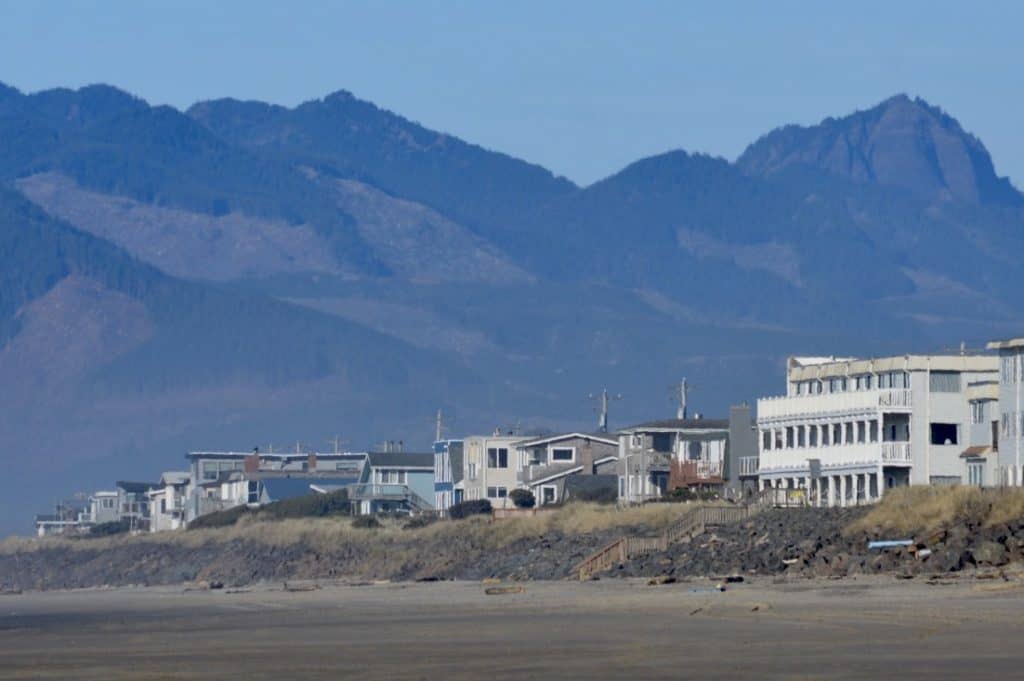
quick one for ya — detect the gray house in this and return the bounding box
[516,432,618,505]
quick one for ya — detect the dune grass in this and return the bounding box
[0,502,689,555]
[845,486,1024,537]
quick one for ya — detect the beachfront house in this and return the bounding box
[454,434,525,510]
[147,472,190,532]
[433,439,464,511]
[349,451,435,515]
[756,353,998,506]
[515,432,618,506]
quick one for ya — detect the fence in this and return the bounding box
[572,504,755,580]
[491,507,561,520]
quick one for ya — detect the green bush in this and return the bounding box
[350,515,382,529]
[509,489,535,509]
[660,487,720,503]
[187,489,351,530]
[448,499,492,519]
[88,519,133,537]
[571,486,618,505]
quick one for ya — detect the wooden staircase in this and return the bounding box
[571,504,758,580]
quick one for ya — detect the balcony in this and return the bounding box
[738,456,760,477]
[758,389,912,421]
[669,460,724,487]
[759,441,912,473]
[881,442,912,463]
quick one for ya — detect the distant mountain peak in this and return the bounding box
[738,94,1022,206]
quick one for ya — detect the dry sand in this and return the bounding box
[1,576,1022,680]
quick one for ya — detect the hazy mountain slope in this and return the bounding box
[0,83,384,275]
[0,187,495,534]
[738,94,1023,206]
[187,91,577,245]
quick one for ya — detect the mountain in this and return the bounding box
[738,94,1023,206]
[3,82,1024,534]
[187,91,577,246]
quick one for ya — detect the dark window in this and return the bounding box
[993,421,1000,451]
[551,448,574,461]
[487,448,508,468]
[930,423,959,445]
[652,433,672,453]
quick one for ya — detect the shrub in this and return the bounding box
[572,486,618,505]
[509,489,535,509]
[351,515,382,529]
[188,489,351,530]
[448,499,492,519]
[88,519,133,537]
[660,487,719,503]
[402,514,438,530]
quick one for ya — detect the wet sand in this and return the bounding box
[1,576,1022,680]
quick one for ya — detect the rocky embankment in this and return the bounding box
[618,507,1024,579]
[0,524,624,591]
[6,503,1024,591]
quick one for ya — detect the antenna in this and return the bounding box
[434,409,455,442]
[326,435,347,454]
[588,388,623,433]
[670,378,690,420]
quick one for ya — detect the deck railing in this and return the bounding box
[573,504,755,580]
[881,442,912,463]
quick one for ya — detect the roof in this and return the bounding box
[987,337,1024,351]
[563,474,618,495]
[160,471,190,485]
[787,354,997,381]
[365,452,434,468]
[525,456,617,486]
[116,481,157,494]
[261,476,357,501]
[515,432,618,448]
[619,418,729,433]
[961,445,994,459]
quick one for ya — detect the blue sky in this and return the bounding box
[2,1,1021,187]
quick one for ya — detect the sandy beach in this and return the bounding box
[1,576,1022,680]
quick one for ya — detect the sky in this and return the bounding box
[1,1,1022,187]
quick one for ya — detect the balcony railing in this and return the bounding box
[881,442,912,463]
[738,456,760,477]
[758,389,912,420]
[670,460,724,487]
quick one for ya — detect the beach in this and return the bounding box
[1,576,1022,680]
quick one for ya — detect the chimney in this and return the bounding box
[244,454,260,473]
[307,453,317,471]
[581,440,595,475]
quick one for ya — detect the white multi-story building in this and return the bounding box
[454,434,524,509]
[757,354,998,506]
[987,337,1024,485]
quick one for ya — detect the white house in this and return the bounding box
[757,354,998,506]
[454,434,525,509]
[148,472,190,532]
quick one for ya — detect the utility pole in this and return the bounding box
[589,389,623,433]
[327,435,346,454]
[676,378,689,420]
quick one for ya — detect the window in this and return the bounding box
[541,485,557,505]
[971,402,985,424]
[797,426,806,448]
[857,421,866,444]
[468,462,478,480]
[101,498,114,509]
[550,447,575,462]
[652,433,672,453]
[890,371,908,389]
[879,372,890,389]
[844,423,855,445]
[930,423,959,446]
[869,420,879,443]
[829,377,847,393]
[808,426,818,447]
[930,371,961,393]
[785,427,794,449]
[968,462,984,487]
[832,423,842,446]
[631,434,643,448]
[487,448,508,468]
[761,430,771,451]
[247,481,260,504]
[487,486,508,499]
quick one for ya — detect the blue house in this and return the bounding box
[350,451,435,515]
[433,439,464,511]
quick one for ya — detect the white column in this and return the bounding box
[827,476,836,507]
[758,477,765,492]
[876,468,885,500]
[839,474,847,507]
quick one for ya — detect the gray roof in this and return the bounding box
[516,431,619,448]
[619,418,729,432]
[564,474,618,495]
[365,452,433,468]
[116,481,157,494]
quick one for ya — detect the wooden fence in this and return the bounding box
[572,504,756,580]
